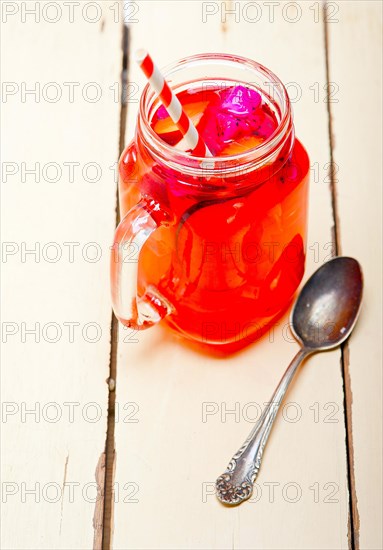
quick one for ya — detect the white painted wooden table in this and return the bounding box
[1,2,382,549]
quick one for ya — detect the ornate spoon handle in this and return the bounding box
[216,347,311,505]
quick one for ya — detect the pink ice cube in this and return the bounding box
[197,85,277,154]
[220,85,262,116]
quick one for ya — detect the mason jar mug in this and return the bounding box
[111,54,310,345]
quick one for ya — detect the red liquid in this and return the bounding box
[119,85,309,344]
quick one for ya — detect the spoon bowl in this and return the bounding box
[291,256,363,350]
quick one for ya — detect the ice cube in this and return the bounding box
[252,110,277,139]
[220,85,262,116]
[196,85,277,155]
[156,105,170,120]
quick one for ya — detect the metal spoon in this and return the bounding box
[216,256,363,506]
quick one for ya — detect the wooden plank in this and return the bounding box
[326,2,383,548]
[1,3,122,548]
[113,1,349,548]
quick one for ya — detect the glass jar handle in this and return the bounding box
[110,200,172,329]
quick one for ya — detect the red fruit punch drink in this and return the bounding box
[111,54,309,346]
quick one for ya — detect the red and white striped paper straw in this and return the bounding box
[134,49,212,158]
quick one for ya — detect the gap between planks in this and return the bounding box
[323,3,360,549]
[101,21,130,550]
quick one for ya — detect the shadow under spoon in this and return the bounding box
[216,256,363,506]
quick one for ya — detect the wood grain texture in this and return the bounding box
[326,2,383,548]
[113,2,350,548]
[1,3,122,548]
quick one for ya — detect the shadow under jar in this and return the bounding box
[111,53,310,346]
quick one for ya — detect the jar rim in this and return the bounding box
[137,52,293,178]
